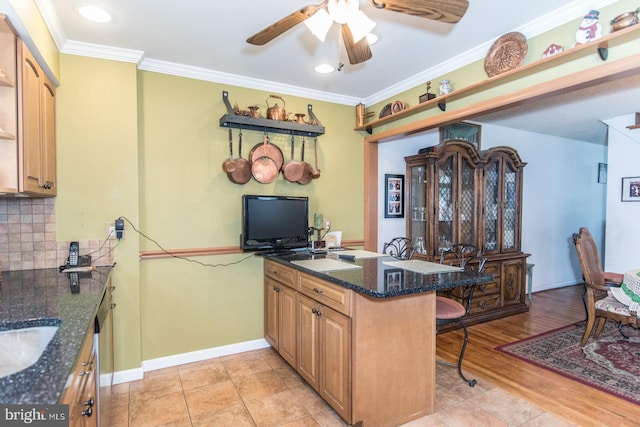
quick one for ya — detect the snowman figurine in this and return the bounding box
[575,10,602,45]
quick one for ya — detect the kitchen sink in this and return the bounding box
[0,324,59,378]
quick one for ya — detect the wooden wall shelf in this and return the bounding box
[356,24,640,134]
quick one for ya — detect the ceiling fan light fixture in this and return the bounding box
[347,10,376,43]
[314,63,335,74]
[366,32,378,45]
[304,8,334,42]
[77,4,112,23]
[328,0,359,25]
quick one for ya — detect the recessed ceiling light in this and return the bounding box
[315,64,335,74]
[78,4,112,23]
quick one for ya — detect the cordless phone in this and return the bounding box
[69,241,79,267]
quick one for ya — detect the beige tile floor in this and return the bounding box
[107,347,576,427]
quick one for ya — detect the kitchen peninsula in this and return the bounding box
[263,252,492,426]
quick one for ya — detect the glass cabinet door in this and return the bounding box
[484,160,500,253]
[436,156,454,252]
[409,164,427,254]
[483,156,520,253]
[459,157,476,246]
[503,163,518,251]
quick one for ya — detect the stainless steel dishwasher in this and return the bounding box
[95,278,115,427]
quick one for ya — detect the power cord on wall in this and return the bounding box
[118,216,254,268]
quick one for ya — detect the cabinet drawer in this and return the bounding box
[265,260,297,287]
[475,280,500,296]
[482,263,500,278]
[299,273,351,317]
[470,293,501,315]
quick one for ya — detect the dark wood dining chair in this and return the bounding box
[573,227,636,346]
[437,244,486,386]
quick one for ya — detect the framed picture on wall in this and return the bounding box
[384,174,404,218]
[621,176,640,202]
[597,163,607,183]
[440,122,482,150]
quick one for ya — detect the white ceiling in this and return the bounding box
[26,0,640,144]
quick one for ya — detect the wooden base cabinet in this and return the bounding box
[297,292,351,420]
[264,259,436,426]
[60,324,97,427]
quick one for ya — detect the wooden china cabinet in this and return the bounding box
[405,140,529,323]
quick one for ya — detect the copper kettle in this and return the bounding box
[266,95,286,121]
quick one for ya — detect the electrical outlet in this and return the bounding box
[105,222,116,240]
[324,219,331,230]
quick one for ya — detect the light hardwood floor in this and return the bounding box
[108,285,640,426]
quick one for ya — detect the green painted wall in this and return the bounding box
[136,71,362,360]
[56,55,142,370]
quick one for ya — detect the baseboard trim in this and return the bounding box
[111,338,271,384]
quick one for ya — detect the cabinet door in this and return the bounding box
[501,161,520,252]
[19,45,42,194]
[434,152,477,253]
[264,279,280,349]
[319,305,351,421]
[297,293,320,390]
[407,162,427,255]
[278,284,297,366]
[40,75,56,194]
[482,153,522,254]
[502,260,523,306]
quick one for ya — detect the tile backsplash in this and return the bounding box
[0,198,113,271]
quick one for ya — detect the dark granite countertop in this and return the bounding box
[264,252,493,298]
[0,267,113,404]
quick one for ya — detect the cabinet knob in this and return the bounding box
[81,407,93,417]
[311,308,322,316]
[83,397,94,407]
[312,288,324,295]
[110,303,117,309]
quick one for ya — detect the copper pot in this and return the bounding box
[266,95,287,121]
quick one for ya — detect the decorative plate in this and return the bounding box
[379,103,393,119]
[484,32,528,77]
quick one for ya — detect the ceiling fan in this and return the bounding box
[246,0,469,65]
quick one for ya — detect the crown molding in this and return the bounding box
[139,58,360,106]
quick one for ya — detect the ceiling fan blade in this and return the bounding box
[246,2,328,45]
[369,0,469,24]
[341,24,372,65]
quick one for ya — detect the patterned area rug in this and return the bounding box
[496,322,640,405]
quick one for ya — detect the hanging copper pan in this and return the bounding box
[227,130,251,184]
[251,134,280,183]
[282,135,304,182]
[222,128,237,173]
[312,137,321,179]
[249,134,284,170]
[297,138,314,185]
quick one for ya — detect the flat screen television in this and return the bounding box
[241,195,310,252]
